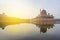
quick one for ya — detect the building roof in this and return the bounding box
[40,9,47,15]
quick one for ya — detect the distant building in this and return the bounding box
[31,9,55,24]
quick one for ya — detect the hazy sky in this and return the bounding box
[0,0,60,19]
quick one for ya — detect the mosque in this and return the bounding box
[31,9,55,24]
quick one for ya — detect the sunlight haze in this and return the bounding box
[0,0,60,19]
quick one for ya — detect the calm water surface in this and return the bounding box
[0,23,60,40]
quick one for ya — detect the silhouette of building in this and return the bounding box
[31,9,55,24]
[40,9,47,16]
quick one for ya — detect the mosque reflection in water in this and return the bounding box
[0,22,54,33]
[35,24,54,33]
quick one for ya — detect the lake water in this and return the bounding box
[0,23,60,40]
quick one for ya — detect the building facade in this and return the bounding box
[31,9,55,24]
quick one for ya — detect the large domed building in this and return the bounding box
[31,9,55,24]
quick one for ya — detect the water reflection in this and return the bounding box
[0,23,6,29]
[0,22,20,29]
[35,24,54,33]
[0,21,56,40]
[0,21,55,34]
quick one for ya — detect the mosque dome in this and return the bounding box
[40,9,47,15]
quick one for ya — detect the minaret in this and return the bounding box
[40,9,41,13]
[40,9,41,16]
